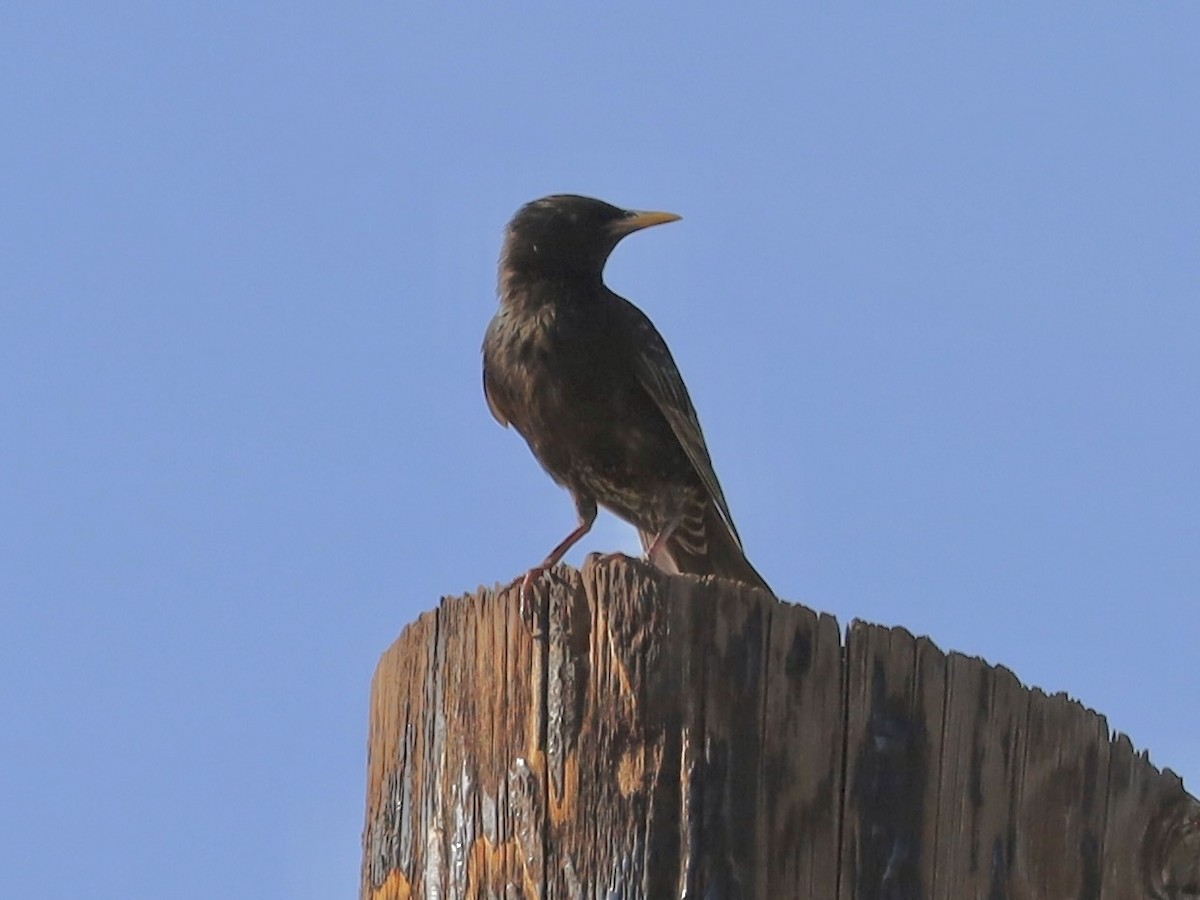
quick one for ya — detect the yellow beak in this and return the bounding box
[609,209,682,237]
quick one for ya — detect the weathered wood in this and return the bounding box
[362,556,1198,899]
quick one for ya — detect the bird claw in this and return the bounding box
[518,566,549,638]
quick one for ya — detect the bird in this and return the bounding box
[481,194,772,603]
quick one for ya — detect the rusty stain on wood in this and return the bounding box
[360,555,1198,898]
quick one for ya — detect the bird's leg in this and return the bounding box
[643,510,684,565]
[520,495,597,634]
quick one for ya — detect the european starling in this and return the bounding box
[482,194,771,597]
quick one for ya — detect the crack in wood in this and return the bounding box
[361,557,1196,899]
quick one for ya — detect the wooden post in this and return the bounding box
[361,556,1198,898]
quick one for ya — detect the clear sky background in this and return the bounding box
[3,4,1197,898]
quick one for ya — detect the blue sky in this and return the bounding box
[3,4,1197,898]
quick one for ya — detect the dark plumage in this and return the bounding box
[482,194,771,595]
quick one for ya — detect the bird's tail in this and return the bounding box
[640,503,773,596]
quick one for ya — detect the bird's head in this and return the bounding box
[500,194,681,284]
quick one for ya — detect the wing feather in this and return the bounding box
[621,300,743,547]
[482,317,511,428]
[483,365,510,427]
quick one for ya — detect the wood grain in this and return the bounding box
[361,556,1197,899]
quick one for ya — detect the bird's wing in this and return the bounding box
[623,302,743,547]
[482,365,510,427]
[481,317,511,428]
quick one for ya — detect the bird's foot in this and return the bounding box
[588,549,633,563]
[517,565,550,638]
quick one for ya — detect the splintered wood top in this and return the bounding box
[362,556,1198,899]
